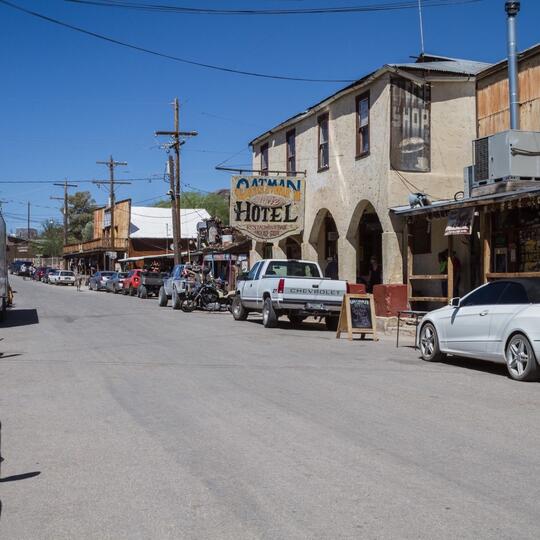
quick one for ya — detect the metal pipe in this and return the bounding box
[505,1,521,130]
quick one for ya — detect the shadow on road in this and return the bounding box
[246,318,330,332]
[0,309,39,328]
[440,356,509,378]
[0,471,41,483]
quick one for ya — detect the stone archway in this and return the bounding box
[308,208,339,276]
[346,200,383,288]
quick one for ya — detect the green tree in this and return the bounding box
[154,191,230,224]
[34,220,64,257]
[82,221,94,242]
[68,191,96,242]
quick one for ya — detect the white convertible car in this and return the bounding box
[418,279,540,382]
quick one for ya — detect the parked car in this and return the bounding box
[418,279,540,382]
[122,269,143,296]
[137,271,168,299]
[33,266,48,281]
[49,270,76,286]
[105,272,128,293]
[9,260,32,275]
[44,269,59,284]
[159,264,187,308]
[88,271,116,291]
[232,259,348,329]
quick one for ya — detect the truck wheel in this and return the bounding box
[288,314,305,328]
[129,286,136,296]
[158,286,168,307]
[325,316,339,331]
[139,285,148,299]
[172,288,182,310]
[232,295,249,321]
[262,297,278,328]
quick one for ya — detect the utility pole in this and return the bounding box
[94,156,129,270]
[167,155,178,263]
[51,179,78,269]
[27,201,30,241]
[155,98,198,265]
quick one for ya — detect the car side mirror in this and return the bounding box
[450,297,460,307]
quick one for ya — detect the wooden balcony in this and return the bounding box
[63,237,129,256]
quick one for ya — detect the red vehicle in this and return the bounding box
[34,266,51,281]
[122,269,143,296]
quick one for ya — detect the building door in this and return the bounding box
[357,210,382,284]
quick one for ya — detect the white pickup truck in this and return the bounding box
[231,259,347,330]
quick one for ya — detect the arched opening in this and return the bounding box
[351,202,383,290]
[308,208,339,277]
[285,236,302,259]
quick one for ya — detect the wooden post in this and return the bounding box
[404,221,413,306]
[480,211,492,283]
[447,235,454,302]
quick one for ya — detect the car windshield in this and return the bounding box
[60,271,74,276]
[264,261,321,278]
[101,272,115,277]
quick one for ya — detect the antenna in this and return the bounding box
[418,0,425,56]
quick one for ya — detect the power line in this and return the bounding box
[66,0,482,16]
[0,177,160,184]
[0,0,356,83]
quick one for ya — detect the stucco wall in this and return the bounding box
[252,74,477,285]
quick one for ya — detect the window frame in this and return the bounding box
[260,143,269,175]
[286,129,296,175]
[317,113,330,172]
[355,92,370,159]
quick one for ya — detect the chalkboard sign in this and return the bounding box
[336,294,378,341]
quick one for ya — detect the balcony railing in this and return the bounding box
[63,237,129,256]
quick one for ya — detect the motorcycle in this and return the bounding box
[214,279,236,311]
[180,282,220,312]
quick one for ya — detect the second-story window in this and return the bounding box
[318,113,329,171]
[356,92,370,157]
[286,129,296,174]
[260,143,269,175]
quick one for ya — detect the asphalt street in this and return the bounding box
[1,276,540,539]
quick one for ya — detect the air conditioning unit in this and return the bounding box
[472,130,540,186]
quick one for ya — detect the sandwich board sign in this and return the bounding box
[336,294,378,341]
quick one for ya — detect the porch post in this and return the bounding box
[404,220,413,303]
[447,235,454,302]
[480,211,491,283]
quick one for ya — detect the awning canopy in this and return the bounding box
[391,186,540,217]
[118,253,174,263]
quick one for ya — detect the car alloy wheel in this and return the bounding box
[419,322,444,362]
[506,334,538,382]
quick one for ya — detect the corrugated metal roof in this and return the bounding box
[391,186,540,216]
[129,207,211,239]
[389,59,491,75]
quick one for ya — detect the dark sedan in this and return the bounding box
[105,272,128,293]
[88,271,116,291]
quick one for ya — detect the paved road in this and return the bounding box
[1,277,540,539]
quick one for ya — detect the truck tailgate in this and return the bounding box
[283,278,346,308]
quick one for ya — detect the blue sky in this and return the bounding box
[1,0,539,233]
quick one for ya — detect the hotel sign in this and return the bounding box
[230,175,305,242]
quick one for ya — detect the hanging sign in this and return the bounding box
[445,207,475,236]
[336,294,378,341]
[230,175,305,242]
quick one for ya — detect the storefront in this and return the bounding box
[392,186,540,308]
